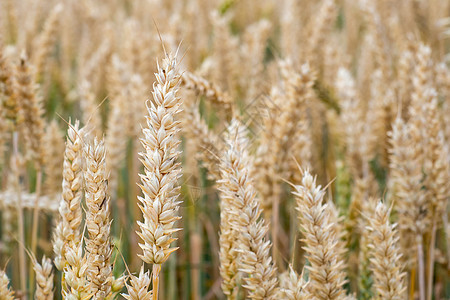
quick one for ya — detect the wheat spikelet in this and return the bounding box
[0,270,14,300]
[218,119,278,299]
[367,201,406,300]
[32,256,54,300]
[122,266,153,300]
[293,170,347,300]
[84,137,113,299]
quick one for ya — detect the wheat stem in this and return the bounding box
[12,131,27,298]
[426,219,437,300]
[152,264,161,300]
[29,168,42,297]
[30,169,42,259]
[417,235,426,300]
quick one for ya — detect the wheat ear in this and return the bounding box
[293,170,347,300]
[367,201,406,300]
[84,138,113,299]
[218,119,278,299]
[53,120,84,271]
[137,52,183,300]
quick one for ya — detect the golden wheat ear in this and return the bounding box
[293,169,348,299]
[366,201,407,299]
[136,52,183,300]
[84,137,114,299]
[218,119,279,299]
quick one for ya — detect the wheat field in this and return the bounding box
[0,0,449,299]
